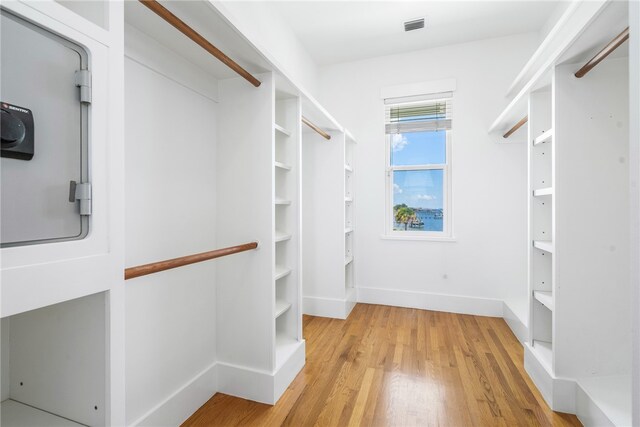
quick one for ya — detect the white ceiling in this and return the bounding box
[271,1,563,66]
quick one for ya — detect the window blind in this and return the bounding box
[384,92,452,134]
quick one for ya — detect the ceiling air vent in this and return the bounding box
[404,18,425,32]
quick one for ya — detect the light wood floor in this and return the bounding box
[183,304,581,426]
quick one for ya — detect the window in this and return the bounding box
[384,93,452,238]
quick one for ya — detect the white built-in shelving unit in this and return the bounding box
[301,99,357,319]
[1,2,124,426]
[491,1,633,424]
[344,132,356,300]
[1,0,360,422]
[273,86,303,373]
[528,87,555,376]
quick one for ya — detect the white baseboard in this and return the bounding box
[273,340,306,401]
[218,340,306,405]
[303,296,351,319]
[576,385,615,427]
[524,343,576,414]
[502,301,528,344]
[575,375,630,427]
[217,362,274,404]
[132,362,218,427]
[356,287,503,317]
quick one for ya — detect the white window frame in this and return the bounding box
[384,129,454,241]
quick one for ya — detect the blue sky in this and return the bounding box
[391,131,445,210]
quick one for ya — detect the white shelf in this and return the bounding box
[345,255,353,266]
[532,340,553,372]
[275,230,292,242]
[345,227,354,234]
[344,164,353,172]
[533,129,553,145]
[533,291,554,311]
[533,240,553,253]
[274,198,292,206]
[274,161,292,171]
[344,196,353,203]
[275,299,292,318]
[274,123,291,137]
[1,400,84,427]
[577,375,631,427]
[533,187,553,197]
[274,265,292,281]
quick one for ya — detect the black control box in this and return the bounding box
[1,101,34,160]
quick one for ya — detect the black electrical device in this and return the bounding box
[1,102,34,160]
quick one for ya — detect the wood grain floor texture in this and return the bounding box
[183,304,581,427]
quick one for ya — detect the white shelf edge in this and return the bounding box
[533,187,553,197]
[345,129,357,143]
[274,198,292,206]
[0,400,84,427]
[345,227,354,234]
[275,230,292,242]
[274,265,292,281]
[274,161,292,171]
[345,255,354,266]
[533,129,554,145]
[488,1,609,135]
[533,240,553,253]
[274,123,291,137]
[532,340,553,372]
[533,290,554,311]
[344,164,353,172]
[275,299,292,318]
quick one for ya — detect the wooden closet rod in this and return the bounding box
[125,241,258,280]
[302,116,331,140]
[503,116,528,139]
[575,27,629,78]
[138,0,261,87]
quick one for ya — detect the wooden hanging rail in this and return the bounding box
[575,27,629,78]
[138,0,261,87]
[503,116,528,139]
[125,241,258,280]
[302,116,331,140]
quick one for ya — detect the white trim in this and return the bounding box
[356,287,503,317]
[380,78,457,100]
[303,296,351,319]
[379,234,457,242]
[130,362,218,427]
[217,341,305,405]
[502,302,529,344]
[576,385,615,427]
[384,92,453,105]
[524,344,576,414]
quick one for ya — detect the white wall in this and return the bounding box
[124,30,218,425]
[630,1,640,424]
[214,1,319,97]
[318,33,540,321]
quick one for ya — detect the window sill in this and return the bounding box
[380,234,457,242]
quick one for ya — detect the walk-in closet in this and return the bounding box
[0,0,638,426]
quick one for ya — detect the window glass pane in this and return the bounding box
[393,169,443,232]
[390,130,446,166]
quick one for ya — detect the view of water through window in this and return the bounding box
[391,131,445,232]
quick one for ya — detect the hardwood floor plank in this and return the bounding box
[182,304,582,427]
